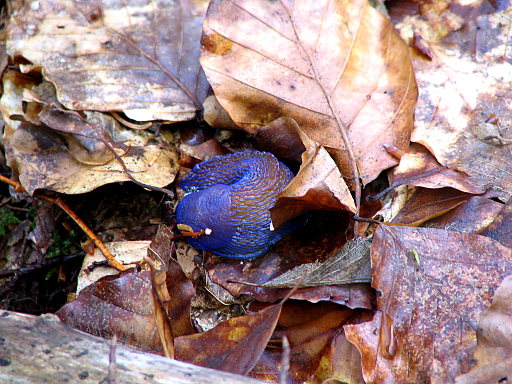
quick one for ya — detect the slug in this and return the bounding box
[176,150,300,259]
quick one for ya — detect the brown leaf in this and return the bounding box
[425,195,503,234]
[179,139,230,163]
[344,311,394,384]
[271,122,356,228]
[455,275,512,383]
[6,0,209,121]
[394,5,512,194]
[391,187,471,227]
[201,0,417,184]
[175,302,282,375]
[253,117,305,165]
[7,119,178,195]
[322,330,366,384]
[390,144,485,194]
[56,271,163,354]
[350,225,512,382]
[202,94,241,131]
[480,196,512,248]
[250,301,354,383]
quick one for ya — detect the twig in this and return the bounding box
[111,112,152,130]
[0,174,23,191]
[0,251,85,278]
[0,175,127,271]
[367,166,448,201]
[39,195,128,272]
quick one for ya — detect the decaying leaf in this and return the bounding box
[175,301,282,375]
[390,144,485,194]
[390,187,471,227]
[57,271,164,354]
[425,195,503,234]
[8,120,178,195]
[253,117,305,165]
[263,237,371,288]
[455,275,512,383]
[0,70,179,195]
[348,225,512,382]
[6,0,209,122]
[250,301,355,384]
[395,4,512,194]
[201,0,417,184]
[323,329,366,384]
[480,196,512,248]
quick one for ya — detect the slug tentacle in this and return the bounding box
[176,150,299,259]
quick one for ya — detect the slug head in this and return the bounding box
[176,184,234,251]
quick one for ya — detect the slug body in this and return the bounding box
[176,151,298,259]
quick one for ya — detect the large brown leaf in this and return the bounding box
[6,0,209,122]
[201,0,417,185]
[346,225,512,383]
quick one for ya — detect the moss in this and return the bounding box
[0,207,21,237]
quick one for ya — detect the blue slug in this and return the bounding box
[176,150,298,259]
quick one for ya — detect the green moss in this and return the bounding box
[0,207,21,237]
[45,230,78,259]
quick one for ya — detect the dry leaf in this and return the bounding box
[395,5,512,194]
[253,117,305,165]
[57,271,163,354]
[390,187,471,227]
[77,240,151,293]
[250,302,354,384]
[175,302,282,375]
[425,195,503,234]
[7,0,209,121]
[455,275,512,383]
[480,196,512,248]
[390,144,485,194]
[318,330,366,384]
[201,0,417,184]
[271,121,357,227]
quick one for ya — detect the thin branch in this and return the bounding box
[38,195,128,272]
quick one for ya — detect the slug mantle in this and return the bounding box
[176,150,297,258]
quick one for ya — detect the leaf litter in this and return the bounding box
[1,0,512,383]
